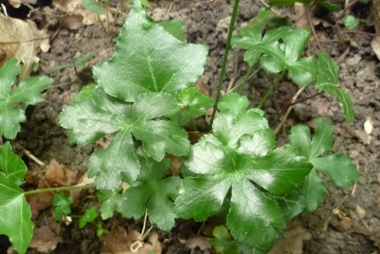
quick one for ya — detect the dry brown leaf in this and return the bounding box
[26,179,54,219]
[29,225,62,253]
[52,0,113,25]
[7,0,37,8]
[46,159,81,187]
[0,14,49,78]
[194,75,210,96]
[179,232,211,251]
[102,224,162,254]
[269,225,311,254]
[59,14,84,30]
[168,154,182,176]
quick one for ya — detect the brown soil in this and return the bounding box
[1,0,380,253]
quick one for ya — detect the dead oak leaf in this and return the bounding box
[29,225,62,253]
[0,14,49,78]
[46,159,81,187]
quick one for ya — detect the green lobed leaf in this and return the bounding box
[315,52,355,123]
[120,149,180,230]
[61,89,190,191]
[9,76,54,105]
[343,15,359,30]
[290,118,358,210]
[208,225,241,254]
[170,87,213,126]
[227,180,284,250]
[98,191,123,220]
[79,207,98,229]
[274,187,305,221]
[175,94,313,250]
[93,0,208,102]
[52,192,73,221]
[301,168,326,212]
[159,19,186,42]
[218,92,249,115]
[0,142,27,185]
[257,29,317,85]
[0,58,22,100]
[88,129,140,191]
[0,145,33,254]
[59,99,122,146]
[0,59,52,139]
[311,154,359,188]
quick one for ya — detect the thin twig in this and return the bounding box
[23,148,45,167]
[167,0,175,14]
[306,6,324,51]
[274,86,306,135]
[259,0,282,16]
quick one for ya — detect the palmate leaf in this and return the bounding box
[93,0,208,102]
[0,142,33,254]
[120,149,180,231]
[52,192,73,221]
[60,87,190,191]
[289,118,359,211]
[315,52,355,123]
[0,59,53,139]
[175,94,312,250]
[170,87,214,126]
[232,22,317,86]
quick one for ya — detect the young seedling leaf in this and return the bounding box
[79,207,98,228]
[170,87,214,126]
[208,225,241,254]
[98,191,123,220]
[0,143,33,254]
[0,142,27,185]
[290,118,359,210]
[218,92,249,115]
[140,0,151,8]
[0,59,53,139]
[315,52,355,123]
[121,149,180,231]
[232,24,317,85]
[160,19,186,42]
[175,94,312,250]
[61,88,190,191]
[93,0,208,102]
[257,29,317,85]
[232,25,290,67]
[52,192,73,221]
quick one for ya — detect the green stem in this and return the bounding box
[237,67,252,95]
[210,0,240,124]
[256,71,285,109]
[24,184,95,196]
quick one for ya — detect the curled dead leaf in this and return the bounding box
[29,225,62,252]
[46,159,81,187]
[0,14,49,78]
[269,225,311,254]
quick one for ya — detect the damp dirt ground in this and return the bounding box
[1,0,380,253]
